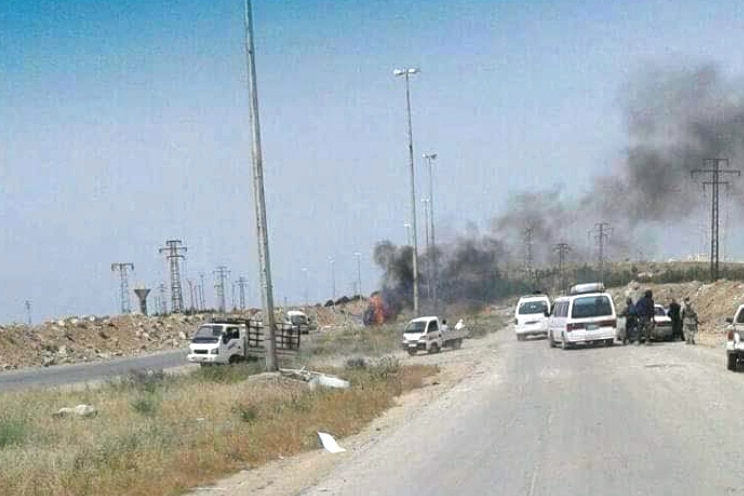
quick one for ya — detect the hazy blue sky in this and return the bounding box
[2,0,744,322]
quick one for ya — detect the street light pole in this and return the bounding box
[243,0,278,371]
[301,268,309,307]
[421,198,431,303]
[328,257,336,302]
[423,153,438,311]
[353,252,362,298]
[394,67,420,316]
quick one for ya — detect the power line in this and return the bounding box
[111,263,135,314]
[214,266,230,313]
[158,240,187,313]
[692,158,740,281]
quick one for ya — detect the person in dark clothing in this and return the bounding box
[668,297,683,341]
[635,290,655,345]
[620,297,638,345]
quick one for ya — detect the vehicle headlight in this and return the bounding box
[209,348,219,355]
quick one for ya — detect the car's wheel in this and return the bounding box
[561,334,569,350]
[429,343,440,354]
[517,334,525,341]
[548,332,556,348]
[727,353,737,371]
[407,349,417,356]
[455,338,463,349]
[605,339,614,347]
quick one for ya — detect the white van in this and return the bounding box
[514,294,552,341]
[547,283,617,349]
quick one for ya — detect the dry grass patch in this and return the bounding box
[0,360,437,496]
[302,322,402,357]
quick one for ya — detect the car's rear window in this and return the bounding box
[518,300,548,315]
[571,295,613,319]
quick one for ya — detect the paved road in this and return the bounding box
[304,333,744,496]
[0,348,188,392]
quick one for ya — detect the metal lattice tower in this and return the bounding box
[692,158,740,281]
[235,276,249,310]
[214,266,230,313]
[554,242,571,294]
[589,223,613,283]
[111,263,135,314]
[159,240,187,313]
[523,227,535,281]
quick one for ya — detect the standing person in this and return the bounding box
[635,290,655,345]
[681,297,698,345]
[668,297,683,341]
[620,297,637,345]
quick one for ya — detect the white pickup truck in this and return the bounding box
[401,316,468,356]
[726,305,744,371]
[187,318,301,365]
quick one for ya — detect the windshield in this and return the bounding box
[192,325,222,342]
[571,296,613,319]
[654,307,667,317]
[518,300,548,315]
[404,321,427,333]
[290,315,307,325]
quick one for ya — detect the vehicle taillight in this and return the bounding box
[599,319,617,328]
[728,330,735,341]
[566,323,585,332]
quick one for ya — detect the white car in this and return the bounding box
[514,294,551,341]
[548,283,617,349]
[652,304,674,341]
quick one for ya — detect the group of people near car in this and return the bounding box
[620,289,699,345]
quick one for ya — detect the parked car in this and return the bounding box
[547,283,617,349]
[726,305,744,371]
[651,304,674,341]
[513,294,551,341]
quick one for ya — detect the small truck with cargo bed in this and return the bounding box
[726,304,744,371]
[187,317,301,366]
[401,316,468,356]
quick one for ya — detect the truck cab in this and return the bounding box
[726,305,744,371]
[187,322,247,366]
[402,316,443,355]
[285,310,311,334]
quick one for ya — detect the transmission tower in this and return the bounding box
[25,299,32,326]
[554,242,571,294]
[198,272,206,310]
[692,158,740,281]
[523,227,535,279]
[111,263,135,314]
[590,222,613,283]
[158,240,187,313]
[235,276,249,310]
[214,266,230,313]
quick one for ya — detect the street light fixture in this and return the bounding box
[423,152,438,311]
[394,66,421,316]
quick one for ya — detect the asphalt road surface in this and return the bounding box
[304,332,744,496]
[0,348,188,392]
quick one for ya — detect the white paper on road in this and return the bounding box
[317,432,346,453]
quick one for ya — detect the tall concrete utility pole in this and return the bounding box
[590,223,613,283]
[421,198,431,302]
[328,257,336,302]
[394,66,421,316]
[243,0,278,371]
[301,268,309,306]
[554,242,571,294]
[214,266,230,313]
[692,158,740,281]
[158,240,187,313]
[111,262,134,314]
[199,272,206,310]
[423,152,438,311]
[353,252,362,298]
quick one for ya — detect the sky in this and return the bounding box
[2,0,744,323]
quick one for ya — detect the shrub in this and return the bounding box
[0,418,27,448]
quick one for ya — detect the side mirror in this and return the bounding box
[727,317,734,324]
[544,311,550,318]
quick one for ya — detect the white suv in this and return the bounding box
[548,283,617,349]
[514,294,552,341]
